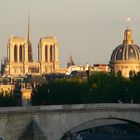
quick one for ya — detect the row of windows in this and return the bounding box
[13,67,54,74]
[117,70,135,77]
[28,67,39,73]
[14,44,56,62]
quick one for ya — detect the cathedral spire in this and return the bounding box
[28,13,31,43]
[27,13,33,62]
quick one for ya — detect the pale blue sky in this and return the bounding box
[0,0,140,67]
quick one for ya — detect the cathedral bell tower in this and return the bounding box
[38,35,59,74]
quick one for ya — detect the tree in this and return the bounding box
[0,92,19,107]
[31,79,92,105]
[31,71,140,105]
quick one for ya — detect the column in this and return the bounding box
[24,44,28,62]
[41,44,43,61]
[38,44,40,61]
[11,44,14,62]
[7,45,9,61]
[52,45,55,62]
[55,44,59,62]
[54,45,55,61]
[42,44,45,61]
[48,45,50,62]
[17,45,19,62]
[40,45,42,61]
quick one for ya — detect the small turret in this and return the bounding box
[67,55,75,68]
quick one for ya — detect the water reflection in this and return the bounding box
[61,119,140,140]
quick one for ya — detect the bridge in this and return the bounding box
[0,104,140,140]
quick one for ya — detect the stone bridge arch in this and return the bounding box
[60,118,140,140]
[48,104,140,140]
[0,104,140,140]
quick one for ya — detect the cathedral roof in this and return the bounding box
[9,35,27,43]
[40,36,57,44]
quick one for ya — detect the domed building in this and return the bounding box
[110,26,140,78]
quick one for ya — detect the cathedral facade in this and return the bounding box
[2,18,60,76]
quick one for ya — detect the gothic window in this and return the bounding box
[50,45,53,62]
[45,45,48,62]
[14,45,18,62]
[19,45,22,62]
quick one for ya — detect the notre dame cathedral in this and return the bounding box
[1,16,62,76]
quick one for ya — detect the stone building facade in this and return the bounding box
[3,35,59,76]
[0,16,62,76]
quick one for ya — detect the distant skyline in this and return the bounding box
[0,0,140,67]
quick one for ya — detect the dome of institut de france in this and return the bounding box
[110,21,140,78]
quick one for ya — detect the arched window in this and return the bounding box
[117,70,122,77]
[129,70,135,78]
[50,45,53,62]
[14,45,18,62]
[45,45,48,62]
[19,45,22,62]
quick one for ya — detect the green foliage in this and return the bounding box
[48,79,91,105]
[31,79,92,105]
[0,92,19,107]
[128,72,140,103]
[31,72,140,105]
[31,83,50,105]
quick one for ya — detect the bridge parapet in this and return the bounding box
[0,103,140,114]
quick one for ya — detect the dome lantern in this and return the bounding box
[123,18,133,44]
[123,29,133,44]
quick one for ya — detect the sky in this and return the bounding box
[0,0,140,67]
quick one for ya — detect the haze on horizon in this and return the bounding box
[0,0,140,67]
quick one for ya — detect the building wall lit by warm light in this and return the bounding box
[0,84,14,94]
[93,64,110,72]
[2,35,61,76]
